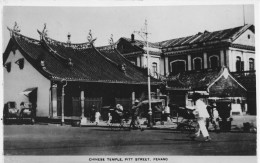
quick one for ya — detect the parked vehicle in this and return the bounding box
[3,101,35,125]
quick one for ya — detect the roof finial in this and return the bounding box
[42,23,48,37]
[13,22,21,33]
[87,29,97,45]
[7,22,21,37]
[109,34,114,45]
[87,30,93,42]
[67,32,71,44]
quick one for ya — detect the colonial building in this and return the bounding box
[160,24,255,75]
[117,24,256,115]
[3,23,160,123]
[116,35,162,79]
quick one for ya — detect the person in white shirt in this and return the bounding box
[95,110,101,125]
[191,93,211,142]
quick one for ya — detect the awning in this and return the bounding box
[20,87,38,96]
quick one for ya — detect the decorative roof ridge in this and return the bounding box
[37,25,73,67]
[44,35,92,50]
[97,44,116,50]
[92,45,120,67]
[9,33,54,80]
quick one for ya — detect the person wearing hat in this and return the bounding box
[191,93,211,142]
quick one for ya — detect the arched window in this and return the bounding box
[193,57,202,70]
[249,58,254,71]
[236,56,244,72]
[170,60,186,75]
[152,62,157,76]
[209,55,219,69]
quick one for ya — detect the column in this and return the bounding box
[141,55,145,68]
[137,56,141,67]
[188,55,192,71]
[165,56,169,75]
[203,52,208,69]
[160,57,165,76]
[51,84,57,117]
[49,88,52,118]
[80,90,87,125]
[132,92,135,105]
[225,49,230,68]
[220,50,225,67]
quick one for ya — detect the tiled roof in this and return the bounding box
[167,70,220,90]
[121,37,161,49]
[159,24,254,48]
[8,31,160,85]
[167,68,247,97]
[231,72,256,91]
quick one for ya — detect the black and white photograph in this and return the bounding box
[1,0,258,163]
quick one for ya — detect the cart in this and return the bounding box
[141,99,165,125]
[3,101,19,124]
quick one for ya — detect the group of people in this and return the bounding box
[7,102,31,118]
[89,93,215,142]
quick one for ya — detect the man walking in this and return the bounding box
[191,93,211,142]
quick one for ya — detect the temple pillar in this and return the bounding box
[81,90,87,125]
[51,84,57,117]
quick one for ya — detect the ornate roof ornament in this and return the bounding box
[109,34,114,45]
[121,63,126,74]
[67,32,71,44]
[37,23,48,39]
[13,22,21,33]
[87,29,97,45]
[42,23,48,37]
[7,22,21,37]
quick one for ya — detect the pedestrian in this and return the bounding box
[206,102,217,130]
[19,102,26,118]
[190,93,211,142]
[164,104,171,122]
[115,104,124,117]
[95,110,101,125]
[90,105,97,123]
[130,99,144,131]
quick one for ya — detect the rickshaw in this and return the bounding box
[140,99,165,125]
[3,101,19,124]
[20,102,36,124]
[3,101,35,125]
[108,106,131,130]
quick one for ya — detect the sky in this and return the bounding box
[2,4,255,52]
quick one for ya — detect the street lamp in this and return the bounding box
[134,19,153,127]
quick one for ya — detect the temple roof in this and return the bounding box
[231,72,256,92]
[167,69,220,90]
[166,67,247,97]
[4,30,160,85]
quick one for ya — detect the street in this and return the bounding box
[4,124,256,155]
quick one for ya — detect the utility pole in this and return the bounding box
[134,19,153,127]
[243,5,246,25]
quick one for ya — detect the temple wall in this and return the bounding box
[4,49,50,117]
